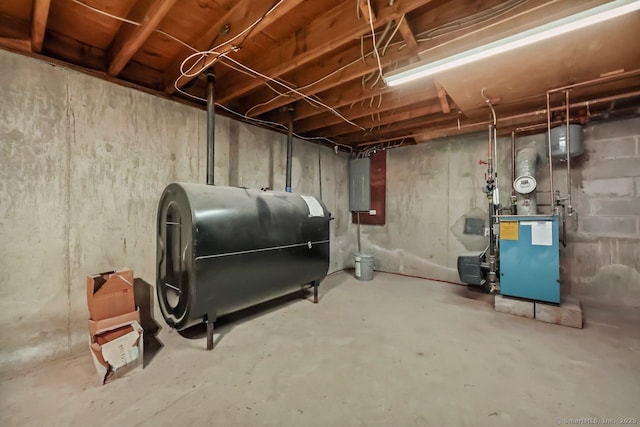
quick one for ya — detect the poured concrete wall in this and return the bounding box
[360,118,640,308]
[358,134,512,283]
[0,50,354,371]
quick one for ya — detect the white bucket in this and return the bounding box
[355,253,375,281]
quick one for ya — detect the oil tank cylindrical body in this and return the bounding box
[156,183,330,330]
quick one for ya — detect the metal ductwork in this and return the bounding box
[514,145,539,215]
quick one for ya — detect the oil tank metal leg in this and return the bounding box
[206,320,215,351]
[313,281,319,304]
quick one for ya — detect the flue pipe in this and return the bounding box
[286,107,294,192]
[206,72,215,186]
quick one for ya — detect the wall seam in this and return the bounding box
[65,74,73,353]
[446,143,451,268]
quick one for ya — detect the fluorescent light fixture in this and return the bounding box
[384,0,640,87]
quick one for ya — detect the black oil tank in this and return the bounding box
[156,183,330,330]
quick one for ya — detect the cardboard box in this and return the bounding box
[88,308,140,337]
[87,269,135,321]
[89,315,143,385]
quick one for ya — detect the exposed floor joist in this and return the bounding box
[107,0,177,76]
[215,0,431,104]
[0,0,636,150]
[30,0,51,53]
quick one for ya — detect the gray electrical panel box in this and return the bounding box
[349,158,370,212]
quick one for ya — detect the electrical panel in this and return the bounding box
[349,158,370,212]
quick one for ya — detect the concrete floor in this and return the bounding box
[1,271,639,427]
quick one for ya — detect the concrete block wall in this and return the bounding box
[563,119,640,307]
[0,50,354,372]
[360,118,640,309]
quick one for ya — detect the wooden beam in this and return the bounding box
[397,17,418,51]
[359,0,377,23]
[247,0,521,119]
[0,37,32,52]
[434,81,450,113]
[107,0,177,76]
[42,30,107,70]
[265,79,396,125]
[295,86,439,133]
[336,104,458,144]
[354,136,417,147]
[240,34,420,119]
[0,13,32,52]
[313,101,443,137]
[31,0,51,53]
[163,0,303,93]
[215,0,432,103]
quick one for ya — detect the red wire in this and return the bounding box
[330,267,465,287]
[375,269,465,287]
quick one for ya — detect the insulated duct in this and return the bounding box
[514,145,539,215]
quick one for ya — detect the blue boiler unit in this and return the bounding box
[498,215,560,303]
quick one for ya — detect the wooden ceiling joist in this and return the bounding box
[268,80,394,125]
[107,0,177,76]
[337,106,459,143]
[434,81,451,114]
[215,0,432,104]
[31,0,51,53]
[358,0,377,23]
[312,101,443,137]
[294,85,439,134]
[164,0,304,93]
[397,16,418,51]
[2,0,638,148]
[0,13,31,52]
[242,34,422,119]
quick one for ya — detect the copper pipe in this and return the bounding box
[547,69,640,93]
[547,92,555,212]
[511,131,516,197]
[354,89,640,148]
[565,90,573,216]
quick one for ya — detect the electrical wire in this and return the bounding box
[381,15,404,56]
[71,0,197,52]
[178,0,287,79]
[366,0,385,83]
[71,0,366,149]
[220,56,365,130]
[173,84,352,150]
[415,0,528,41]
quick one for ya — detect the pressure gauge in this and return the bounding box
[514,175,537,194]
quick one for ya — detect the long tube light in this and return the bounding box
[384,0,640,87]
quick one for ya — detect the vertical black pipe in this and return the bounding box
[206,72,215,186]
[285,107,294,192]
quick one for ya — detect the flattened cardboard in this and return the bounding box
[90,320,143,385]
[87,269,135,321]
